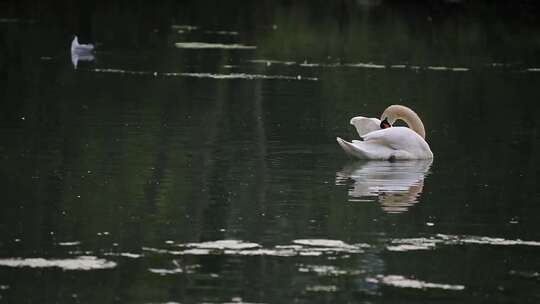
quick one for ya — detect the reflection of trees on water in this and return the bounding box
[336,160,432,213]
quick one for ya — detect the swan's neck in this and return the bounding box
[382,105,426,139]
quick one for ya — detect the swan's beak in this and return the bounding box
[380,118,391,129]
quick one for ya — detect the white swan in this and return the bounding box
[336,105,433,160]
[70,36,95,69]
[71,36,95,53]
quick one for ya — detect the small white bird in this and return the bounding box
[337,105,433,160]
[70,36,95,69]
[71,36,94,53]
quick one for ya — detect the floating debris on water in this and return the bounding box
[249,59,296,66]
[57,241,81,246]
[367,275,465,291]
[388,234,540,252]
[344,62,386,69]
[0,256,116,270]
[148,263,199,276]
[143,239,366,257]
[297,264,363,276]
[249,59,471,72]
[170,72,318,81]
[103,252,142,259]
[184,239,261,250]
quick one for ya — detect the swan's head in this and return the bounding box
[380,118,391,129]
[380,105,406,125]
[380,105,426,139]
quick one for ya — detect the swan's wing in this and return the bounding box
[362,127,422,151]
[337,137,397,160]
[350,116,381,137]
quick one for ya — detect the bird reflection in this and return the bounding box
[336,160,433,213]
[71,52,95,69]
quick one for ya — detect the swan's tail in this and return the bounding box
[337,137,371,159]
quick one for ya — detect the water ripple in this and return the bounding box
[91,68,318,81]
[175,42,256,50]
[0,256,116,270]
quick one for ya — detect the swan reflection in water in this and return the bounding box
[71,52,95,69]
[336,160,433,213]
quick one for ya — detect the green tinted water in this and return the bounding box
[1,1,540,303]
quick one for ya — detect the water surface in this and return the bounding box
[1,1,540,303]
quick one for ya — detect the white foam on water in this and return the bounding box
[427,66,469,72]
[368,275,465,291]
[427,66,449,71]
[93,68,151,75]
[143,239,364,257]
[224,249,296,257]
[297,264,363,276]
[527,68,540,72]
[142,247,184,255]
[167,72,318,81]
[57,241,81,246]
[181,248,212,255]
[175,42,256,50]
[294,239,357,249]
[148,264,199,275]
[0,256,116,270]
[91,69,318,81]
[299,62,322,67]
[148,268,184,275]
[184,240,261,250]
[104,252,142,259]
[0,285,8,290]
[386,244,435,252]
[458,236,540,246]
[344,62,386,69]
[249,59,296,66]
[389,234,540,252]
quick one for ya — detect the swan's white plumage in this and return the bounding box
[70,36,95,69]
[71,36,94,53]
[337,105,433,160]
[350,116,381,137]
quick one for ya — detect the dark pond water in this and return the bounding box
[1,1,540,303]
